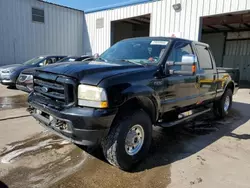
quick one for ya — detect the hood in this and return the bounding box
[0,64,23,70]
[36,61,148,85]
[21,67,37,75]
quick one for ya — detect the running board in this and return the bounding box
[159,108,211,128]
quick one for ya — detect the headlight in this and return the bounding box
[26,75,33,81]
[24,75,33,84]
[2,69,13,73]
[7,69,15,73]
[78,84,108,108]
[18,74,33,82]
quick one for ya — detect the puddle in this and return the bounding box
[183,120,219,135]
[51,155,172,188]
[1,138,70,164]
[51,111,243,188]
[0,133,86,188]
[0,109,244,188]
[0,95,28,110]
[0,134,72,163]
[180,109,242,136]
[51,129,175,188]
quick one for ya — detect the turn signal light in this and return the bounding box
[100,101,108,108]
[192,65,196,73]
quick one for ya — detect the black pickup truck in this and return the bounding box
[28,37,239,170]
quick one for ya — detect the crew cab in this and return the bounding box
[27,37,239,171]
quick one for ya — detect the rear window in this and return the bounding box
[195,45,213,69]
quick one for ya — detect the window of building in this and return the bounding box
[32,8,44,23]
[96,18,104,29]
[195,45,213,69]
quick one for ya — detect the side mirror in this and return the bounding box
[93,53,99,59]
[167,54,197,76]
[181,54,198,64]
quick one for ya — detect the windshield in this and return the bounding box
[23,57,45,65]
[99,38,169,65]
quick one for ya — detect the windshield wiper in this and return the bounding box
[118,59,144,66]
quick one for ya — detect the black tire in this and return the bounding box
[213,89,233,119]
[101,109,152,171]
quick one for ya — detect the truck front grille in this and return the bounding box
[33,72,76,107]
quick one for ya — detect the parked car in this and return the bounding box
[16,55,94,93]
[27,37,239,171]
[0,55,66,87]
[16,68,35,93]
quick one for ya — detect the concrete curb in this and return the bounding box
[0,114,31,121]
[0,108,30,121]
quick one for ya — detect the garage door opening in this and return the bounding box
[200,11,250,85]
[111,14,150,45]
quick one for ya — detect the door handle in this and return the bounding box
[213,75,216,82]
[196,75,200,83]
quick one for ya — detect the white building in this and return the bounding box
[85,0,250,83]
[0,0,85,65]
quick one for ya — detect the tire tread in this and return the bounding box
[102,110,151,170]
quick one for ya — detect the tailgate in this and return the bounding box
[217,67,240,85]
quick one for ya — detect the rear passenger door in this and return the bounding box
[194,44,217,103]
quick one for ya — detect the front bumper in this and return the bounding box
[16,84,31,93]
[28,96,117,146]
[16,75,33,93]
[0,74,16,85]
[1,79,15,85]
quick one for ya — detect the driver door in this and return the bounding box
[161,41,200,112]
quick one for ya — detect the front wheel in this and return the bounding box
[101,110,152,171]
[213,89,233,118]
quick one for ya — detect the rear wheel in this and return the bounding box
[102,110,152,171]
[213,89,233,118]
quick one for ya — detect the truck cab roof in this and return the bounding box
[123,37,209,47]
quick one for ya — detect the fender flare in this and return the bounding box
[222,76,234,93]
[121,85,161,121]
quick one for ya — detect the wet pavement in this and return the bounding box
[0,94,28,110]
[49,110,243,188]
[0,108,244,188]
[1,86,250,188]
[0,133,86,188]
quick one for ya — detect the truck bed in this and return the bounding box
[217,67,240,85]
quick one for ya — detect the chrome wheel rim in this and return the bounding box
[224,96,230,112]
[125,124,145,156]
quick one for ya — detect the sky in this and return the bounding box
[46,0,147,11]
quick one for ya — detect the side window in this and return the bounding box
[45,58,53,65]
[167,41,194,71]
[195,45,213,69]
[57,57,64,61]
[51,58,57,63]
[39,60,46,66]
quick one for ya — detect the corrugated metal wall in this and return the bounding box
[0,0,85,65]
[223,40,250,81]
[201,33,225,66]
[85,0,250,54]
